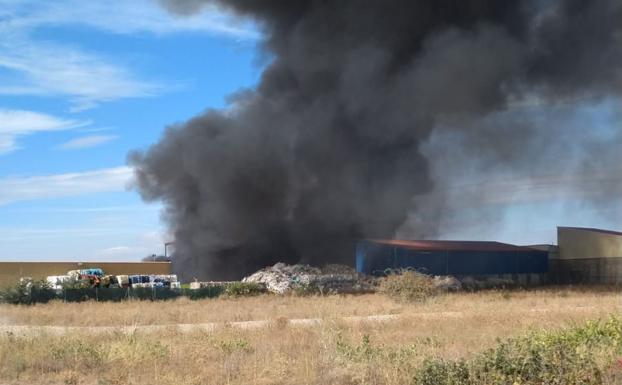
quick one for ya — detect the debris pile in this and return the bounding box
[432,275,462,291]
[46,269,179,289]
[189,281,239,290]
[242,262,375,294]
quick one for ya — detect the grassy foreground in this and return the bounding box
[0,288,621,384]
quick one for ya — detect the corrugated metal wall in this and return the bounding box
[551,227,622,283]
[558,227,622,260]
[550,258,622,284]
[356,241,548,276]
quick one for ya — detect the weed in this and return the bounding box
[336,333,379,362]
[217,338,253,354]
[378,270,437,302]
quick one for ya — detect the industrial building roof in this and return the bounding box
[525,244,558,252]
[558,226,622,237]
[365,239,534,252]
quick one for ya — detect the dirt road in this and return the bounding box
[0,306,600,336]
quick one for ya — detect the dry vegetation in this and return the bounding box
[0,287,621,384]
[0,286,618,327]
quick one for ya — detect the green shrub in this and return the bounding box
[336,333,380,362]
[0,285,228,304]
[291,283,321,296]
[416,359,470,385]
[0,279,56,305]
[0,280,31,305]
[224,282,265,297]
[378,270,436,302]
[413,317,622,385]
[59,276,91,290]
[0,280,267,304]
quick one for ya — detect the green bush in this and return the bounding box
[0,280,31,305]
[336,333,380,362]
[0,285,227,304]
[378,270,437,302]
[0,281,268,304]
[413,317,622,385]
[0,279,55,305]
[224,282,265,297]
[416,359,470,385]
[291,283,321,296]
[59,276,91,289]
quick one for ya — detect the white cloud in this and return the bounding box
[95,245,150,259]
[57,134,118,150]
[0,228,164,261]
[76,126,115,133]
[0,0,258,110]
[1,0,258,39]
[0,37,162,111]
[0,227,140,241]
[0,166,133,205]
[0,0,257,111]
[0,109,88,154]
[4,205,159,213]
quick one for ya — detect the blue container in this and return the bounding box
[129,275,141,284]
[79,268,104,277]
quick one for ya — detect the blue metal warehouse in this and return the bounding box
[356,239,548,277]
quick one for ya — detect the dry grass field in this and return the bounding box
[0,287,621,385]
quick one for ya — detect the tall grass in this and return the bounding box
[2,316,622,384]
[0,288,620,384]
[0,287,618,327]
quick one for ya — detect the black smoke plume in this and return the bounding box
[130,0,622,280]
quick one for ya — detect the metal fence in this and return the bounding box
[28,286,225,303]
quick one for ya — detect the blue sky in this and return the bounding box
[0,1,620,262]
[0,0,260,261]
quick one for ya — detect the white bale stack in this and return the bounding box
[46,275,70,290]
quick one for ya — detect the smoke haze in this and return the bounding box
[130,1,622,280]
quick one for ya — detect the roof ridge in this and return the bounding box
[364,239,532,252]
[558,226,622,236]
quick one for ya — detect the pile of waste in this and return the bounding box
[242,262,376,294]
[46,269,179,289]
[432,275,462,291]
[188,281,239,289]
